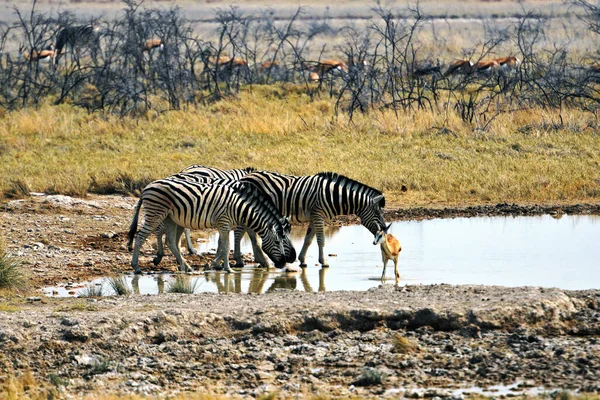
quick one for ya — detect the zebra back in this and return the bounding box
[179,165,256,180]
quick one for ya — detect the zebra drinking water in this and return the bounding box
[235,171,386,267]
[127,179,291,274]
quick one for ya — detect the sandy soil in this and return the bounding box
[1,194,599,397]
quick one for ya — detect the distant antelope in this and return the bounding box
[258,59,280,73]
[373,223,402,282]
[473,60,501,73]
[304,59,350,82]
[142,38,163,52]
[492,56,521,70]
[54,24,101,65]
[24,45,56,64]
[443,59,474,77]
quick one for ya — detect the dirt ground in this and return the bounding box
[1,194,600,398]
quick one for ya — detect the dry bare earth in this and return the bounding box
[0,285,599,397]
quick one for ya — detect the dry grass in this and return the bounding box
[392,333,420,354]
[0,86,599,208]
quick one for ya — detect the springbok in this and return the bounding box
[24,45,56,64]
[373,223,402,282]
[303,59,349,82]
[143,38,163,52]
[258,60,280,73]
[473,60,501,73]
[443,59,474,77]
[492,56,521,70]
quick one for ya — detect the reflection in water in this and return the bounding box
[42,215,600,297]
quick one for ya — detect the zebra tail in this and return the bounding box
[127,198,142,252]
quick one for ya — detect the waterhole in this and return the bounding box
[42,214,599,296]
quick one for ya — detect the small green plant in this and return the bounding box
[0,244,28,292]
[48,373,67,388]
[106,275,131,296]
[391,333,419,354]
[168,275,201,294]
[79,283,103,298]
[351,367,385,387]
[87,359,110,376]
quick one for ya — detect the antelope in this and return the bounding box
[472,59,501,73]
[258,59,280,73]
[142,38,163,52]
[492,56,521,70]
[24,45,56,64]
[443,59,474,77]
[304,59,350,82]
[373,223,402,282]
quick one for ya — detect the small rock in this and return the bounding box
[63,329,89,342]
[27,297,42,302]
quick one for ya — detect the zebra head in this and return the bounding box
[373,222,392,245]
[357,193,386,236]
[260,223,287,268]
[280,216,297,263]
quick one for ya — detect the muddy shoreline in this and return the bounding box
[2,194,600,288]
[1,285,599,397]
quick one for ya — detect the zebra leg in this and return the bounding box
[184,228,197,256]
[247,230,272,268]
[153,225,165,266]
[211,226,233,273]
[164,218,191,273]
[233,226,247,268]
[131,214,166,274]
[298,225,316,267]
[313,218,329,267]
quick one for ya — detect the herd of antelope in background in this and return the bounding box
[23,25,524,82]
[19,22,528,82]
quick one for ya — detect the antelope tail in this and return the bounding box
[127,198,142,251]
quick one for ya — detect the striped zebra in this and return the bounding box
[236,171,386,267]
[127,179,291,274]
[150,166,258,265]
[54,24,101,66]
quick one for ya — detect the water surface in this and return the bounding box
[42,214,600,296]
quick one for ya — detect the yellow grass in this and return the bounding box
[0,85,599,208]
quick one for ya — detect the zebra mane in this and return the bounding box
[316,172,385,207]
[234,182,286,234]
[242,167,257,173]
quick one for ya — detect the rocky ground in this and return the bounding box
[0,285,599,398]
[1,194,600,398]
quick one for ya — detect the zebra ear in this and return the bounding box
[385,222,392,232]
[372,194,385,208]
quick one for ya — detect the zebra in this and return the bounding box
[127,178,291,274]
[235,171,386,267]
[149,166,258,265]
[54,24,101,66]
[146,173,296,269]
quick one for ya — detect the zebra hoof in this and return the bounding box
[152,256,162,266]
[299,263,308,268]
[133,268,143,275]
[321,264,330,268]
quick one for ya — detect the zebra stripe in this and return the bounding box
[237,171,385,267]
[54,24,100,65]
[129,179,289,274]
[149,166,264,266]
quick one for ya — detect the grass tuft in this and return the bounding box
[391,333,419,354]
[168,275,201,294]
[351,367,385,387]
[3,179,30,199]
[106,275,131,296]
[78,284,104,298]
[0,242,29,292]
